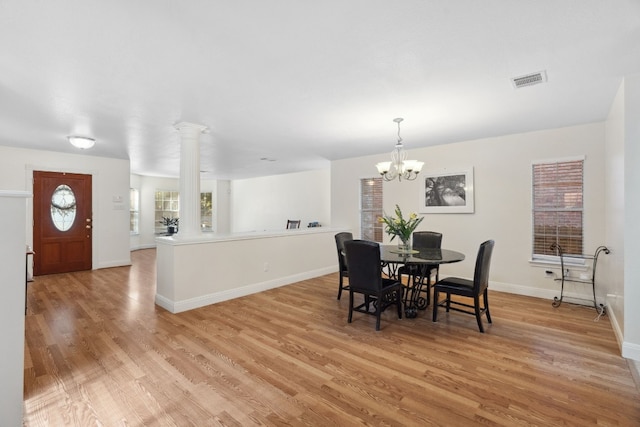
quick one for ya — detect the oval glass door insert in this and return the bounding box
[51,184,77,231]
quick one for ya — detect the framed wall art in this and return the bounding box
[419,167,474,213]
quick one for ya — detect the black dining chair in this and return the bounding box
[343,240,403,331]
[334,232,353,300]
[286,219,301,229]
[398,231,442,307]
[432,240,495,333]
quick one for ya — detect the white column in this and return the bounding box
[0,191,30,426]
[174,122,208,238]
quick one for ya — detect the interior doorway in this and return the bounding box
[33,171,93,275]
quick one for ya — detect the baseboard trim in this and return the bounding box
[95,259,132,269]
[155,266,336,314]
[622,341,640,361]
[131,243,156,251]
[606,295,624,352]
[490,281,557,300]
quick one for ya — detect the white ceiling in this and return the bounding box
[1,1,639,180]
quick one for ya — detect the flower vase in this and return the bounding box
[397,237,410,252]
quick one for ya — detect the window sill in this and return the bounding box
[529,258,587,270]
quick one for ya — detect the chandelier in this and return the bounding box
[375,118,424,181]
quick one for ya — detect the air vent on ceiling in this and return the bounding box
[511,70,547,89]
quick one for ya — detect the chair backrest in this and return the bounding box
[343,240,383,292]
[334,232,353,272]
[286,219,301,229]
[473,240,495,292]
[412,231,442,250]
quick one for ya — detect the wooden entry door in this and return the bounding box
[33,171,92,275]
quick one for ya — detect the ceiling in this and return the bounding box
[1,1,639,180]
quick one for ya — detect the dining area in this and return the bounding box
[334,205,495,332]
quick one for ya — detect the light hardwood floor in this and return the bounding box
[24,249,640,426]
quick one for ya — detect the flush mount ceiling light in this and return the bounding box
[67,135,95,149]
[375,118,424,182]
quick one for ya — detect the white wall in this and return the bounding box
[0,192,29,426]
[155,228,338,312]
[216,180,231,234]
[604,75,640,361]
[231,168,331,232]
[0,145,131,270]
[332,123,607,301]
[604,81,626,340]
[623,74,640,359]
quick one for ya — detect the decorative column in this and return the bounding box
[174,122,209,238]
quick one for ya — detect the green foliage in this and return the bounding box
[378,205,424,242]
[162,216,179,226]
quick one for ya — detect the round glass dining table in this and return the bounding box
[380,246,465,265]
[380,245,465,317]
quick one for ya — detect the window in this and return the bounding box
[360,177,383,242]
[51,184,76,232]
[201,192,213,231]
[155,190,179,232]
[130,188,139,234]
[532,159,584,258]
[154,190,213,233]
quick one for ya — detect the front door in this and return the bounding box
[33,171,92,275]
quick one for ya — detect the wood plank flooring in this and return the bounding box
[24,249,640,426]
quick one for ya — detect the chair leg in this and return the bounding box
[432,289,439,322]
[396,289,403,320]
[337,275,343,300]
[445,293,451,312]
[474,295,485,333]
[484,289,492,324]
[348,291,354,323]
[375,301,381,331]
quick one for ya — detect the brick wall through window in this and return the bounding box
[532,159,584,257]
[360,178,383,242]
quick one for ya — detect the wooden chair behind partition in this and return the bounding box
[286,220,301,229]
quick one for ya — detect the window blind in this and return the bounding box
[532,160,583,256]
[360,178,383,242]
